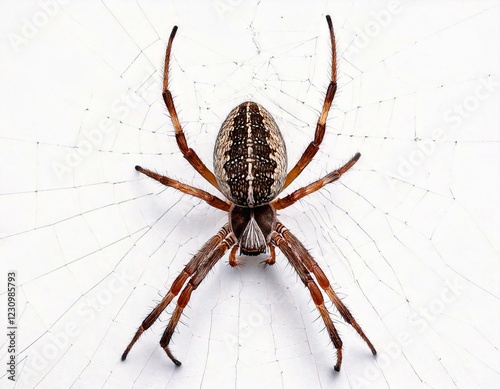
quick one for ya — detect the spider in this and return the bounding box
[122,15,376,371]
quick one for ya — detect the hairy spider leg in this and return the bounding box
[273,153,360,210]
[276,222,377,356]
[260,243,276,266]
[122,224,230,361]
[159,233,237,365]
[135,166,230,211]
[162,26,220,190]
[228,245,239,267]
[229,243,275,267]
[127,14,373,372]
[271,230,344,371]
[282,15,338,190]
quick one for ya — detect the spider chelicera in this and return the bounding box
[122,15,376,371]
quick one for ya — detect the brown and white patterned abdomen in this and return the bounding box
[214,102,287,207]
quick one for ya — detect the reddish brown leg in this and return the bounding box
[230,243,275,267]
[276,222,377,356]
[282,15,338,190]
[162,26,219,190]
[271,230,344,371]
[160,233,237,365]
[228,245,239,267]
[273,153,360,210]
[121,224,230,361]
[260,243,276,266]
[135,166,230,212]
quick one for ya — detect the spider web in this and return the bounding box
[1,1,499,388]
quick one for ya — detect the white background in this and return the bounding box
[1,1,499,388]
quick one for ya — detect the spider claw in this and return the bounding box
[173,359,182,367]
[334,348,342,372]
[260,245,276,267]
[121,326,144,362]
[259,258,274,267]
[164,346,182,366]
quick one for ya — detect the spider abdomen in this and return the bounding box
[214,101,287,207]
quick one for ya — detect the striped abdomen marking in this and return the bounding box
[214,102,287,207]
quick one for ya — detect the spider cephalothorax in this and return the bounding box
[229,204,276,256]
[122,16,376,372]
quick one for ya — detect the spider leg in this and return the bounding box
[270,230,344,371]
[273,153,360,210]
[159,233,237,365]
[260,243,276,266]
[276,222,377,356]
[229,243,275,267]
[135,166,230,212]
[228,245,239,267]
[282,15,337,190]
[121,224,230,361]
[163,26,219,190]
